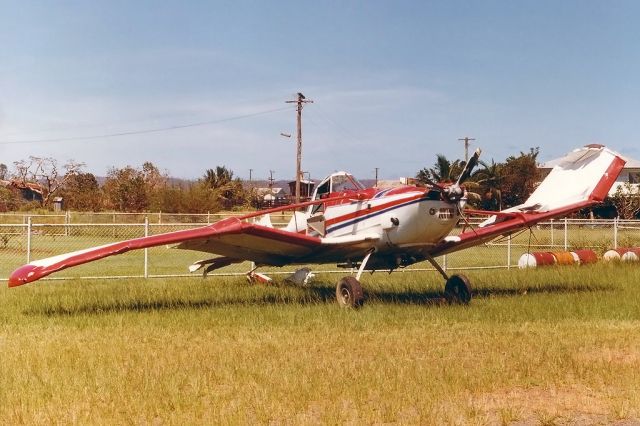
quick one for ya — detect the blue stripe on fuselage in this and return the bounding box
[326,195,430,234]
[374,189,392,198]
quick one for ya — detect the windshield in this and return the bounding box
[312,172,364,201]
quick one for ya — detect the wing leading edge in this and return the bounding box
[8,217,327,287]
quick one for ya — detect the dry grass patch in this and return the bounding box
[576,345,640,367]
[470,385,633,425]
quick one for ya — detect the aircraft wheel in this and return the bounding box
[444,274,472,305]
[336,276,364,308]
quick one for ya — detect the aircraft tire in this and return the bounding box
[336,276,364,308]
[444,274,472,305]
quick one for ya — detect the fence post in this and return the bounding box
[564,218,568,250]
[207,211,211,224]
[65,210,70,236]
[614,217,618,249]
[550,219,554,247]
[158,211,162,224]
[443,254,447,272]
[27,216,32,264]
[144,217,149,278]
[507,234,511,269]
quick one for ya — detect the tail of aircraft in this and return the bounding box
[517,144,623,211]
[479,144,625,227]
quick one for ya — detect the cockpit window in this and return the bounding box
[332,174,363,192]
[314,180,330,199]
[312,172,364,201]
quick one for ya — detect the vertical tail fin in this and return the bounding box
[509,145,625,213]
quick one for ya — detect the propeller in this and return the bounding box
[443,148,482,201]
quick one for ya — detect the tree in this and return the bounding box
[61,172,102,211]
[202,166,234,189]
[416,154,464,184]
[0,186,21,212]
[141,161,169,211]
[500,148,540,208]
[12,156,84,206]
[0,163,7,180]
[200,166,249,210]
[142,161,167,191]
[609,183,640,219]
[102,166,148,212]
[471,159,504,210]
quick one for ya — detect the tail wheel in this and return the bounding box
[336,276,364,308]
[444,274,472,304]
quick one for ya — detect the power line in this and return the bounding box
[312,105,370,146]
[0,106,294,145]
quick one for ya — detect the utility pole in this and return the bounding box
[286,92,313,204]
[374,167,379,187]
[249,168,253,182]
[268,170,275,190]
[458,136,476,163]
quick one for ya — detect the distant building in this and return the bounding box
[53,197,64,212]
[254,187,288,208]
[0,180,44,203]
[286,179,315,201]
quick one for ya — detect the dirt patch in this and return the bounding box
[471,385,638,425]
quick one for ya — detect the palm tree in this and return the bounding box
[202,166,234,189]
[416,154,465,184]
[471,159,503,210]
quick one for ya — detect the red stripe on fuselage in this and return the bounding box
[324,189,427,231]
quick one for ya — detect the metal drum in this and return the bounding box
[571,249,598,265]
[518,252,557,268]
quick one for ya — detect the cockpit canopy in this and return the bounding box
[312,171,365,201]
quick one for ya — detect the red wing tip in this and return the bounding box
[8,264,43,288]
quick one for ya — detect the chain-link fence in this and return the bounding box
[0,215,638,282]
[0,211,294,226]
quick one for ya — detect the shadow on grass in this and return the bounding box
[25,281,611,317]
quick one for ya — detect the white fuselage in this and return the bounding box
[309,187,460,257]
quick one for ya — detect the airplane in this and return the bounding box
[8,144,625,308]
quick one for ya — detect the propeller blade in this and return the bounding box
[456,148,482,186]
[441,148,482,201]
[421,176,446,192]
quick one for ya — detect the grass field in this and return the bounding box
[1,263,640,425]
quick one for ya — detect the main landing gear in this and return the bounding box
[335,251,472,308]
[443,274,472,304]
[336,276,364,308]
[425,253,472,304]
[336,249,373,308]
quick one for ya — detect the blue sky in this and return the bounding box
[1,1,639,181]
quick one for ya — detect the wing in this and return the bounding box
[428,145,626,257]
[8,213,380,287]
[8,217,319,287]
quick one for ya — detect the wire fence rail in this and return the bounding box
[0,215,638,282]
[0,211,294,226]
